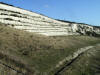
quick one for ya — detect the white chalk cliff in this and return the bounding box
[0,2,100,36]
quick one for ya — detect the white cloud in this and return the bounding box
[44,5,49,8]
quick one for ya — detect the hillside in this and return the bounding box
[0,2,100,36]
[62,44,100,75]
[0,24,100,75]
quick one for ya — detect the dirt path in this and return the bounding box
[0,44,99,75]
[0,60,25,75]
[54,44,100,75]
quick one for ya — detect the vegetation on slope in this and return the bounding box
[62,44,100,75]
[0,25,100,75]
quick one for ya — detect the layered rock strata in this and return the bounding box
[0,2,100,36]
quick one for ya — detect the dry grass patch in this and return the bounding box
[0,25,100,75]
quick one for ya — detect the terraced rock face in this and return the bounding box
[0,2,74,36]
[0,2,100,36]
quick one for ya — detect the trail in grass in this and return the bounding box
[54,44,100,75]
[0,60,25,75]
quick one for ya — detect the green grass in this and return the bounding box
[62,44,100,75]
[0,25,100,75]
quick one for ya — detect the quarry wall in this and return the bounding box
[0,2,100,36]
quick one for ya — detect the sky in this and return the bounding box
[0,0,100,26]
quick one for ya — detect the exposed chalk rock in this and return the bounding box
[0,2,100,36]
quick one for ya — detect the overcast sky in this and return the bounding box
[0,0,100,26]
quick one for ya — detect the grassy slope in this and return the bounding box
[0,25,100,75]
[62,44,100,75]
